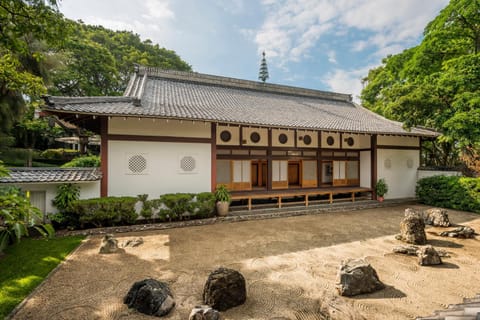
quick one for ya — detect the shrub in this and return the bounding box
[70,197,138,228]
[40,148,79,160]
[50,184,81,229]
[191,192,216,218]
[0,188,54,253]
[416,176,480,213]
[158,193,194,221]
[62,155,100,167]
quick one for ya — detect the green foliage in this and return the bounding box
[0,188,54,253]
[137,194,152,220]
[52,184,80,213]
[0,235,84,318]
[361,0,480,166]
[375,178,389,197]
[158,193,194,221]
[192,192,216,218]
[70,197,138,228]
[40,148,79,160]
[61,155,100,167]
[214,184,231,202]
[416,176,480,213]
[0,160,8,177]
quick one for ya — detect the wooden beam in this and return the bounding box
[211,123,217,192]
[100,117,108,197]
[371,134,377,200]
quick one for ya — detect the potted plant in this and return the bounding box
[214,185,231,216]
[375,178,388,202]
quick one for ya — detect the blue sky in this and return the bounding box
[59,0,449,101]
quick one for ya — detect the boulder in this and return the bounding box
[122,237,144,247]
[392,245,419,256]
[417,245,442,266]
[440,226,476,238]
[203,267,246,311]
[424,208,450,227]
[189,305,221,320]
[124,279,175,317]
[99,234,119,254]
[336,258,385,296]
[398,209,427,245]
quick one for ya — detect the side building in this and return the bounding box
[41,66,438,204]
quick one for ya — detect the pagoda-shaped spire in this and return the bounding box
[258,51,269,83]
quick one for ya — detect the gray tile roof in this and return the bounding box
[42,67,438,137]
[0,168,101,184]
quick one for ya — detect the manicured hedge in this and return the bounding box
[143,192,216,221]
[70,196,138,228]
[416,176,480,213]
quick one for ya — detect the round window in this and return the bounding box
[250,132,261,143]
[278,133,288,144]
[326,136,335,146]
[346,137,354,146]
[303,134,312,145]
[220,130,231,142]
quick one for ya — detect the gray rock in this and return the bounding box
[203,267,246,311]
[189,305,221,320]
[393,245,419,255]
[99,234,119,254]
[398,209,427,245]
[417,245,442,266]
[124,279,175,317]
[440,226,476,238]
[424,208,450,227]
[336,258,385,296]
[122,237,144,247]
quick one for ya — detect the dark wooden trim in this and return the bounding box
[107,134,211,144]
[100,117,108,197]
[371,135,377,200]
[294,129,297,148]
[239,125,244,146]
[376,145,420,150]
[318,131,322,148]
[211,123,217,192]
[340,133,343,149]
[267,129,272,191]
[317,150,322,186]
[419,138,423,167]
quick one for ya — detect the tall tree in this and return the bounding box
[361,0,480,169]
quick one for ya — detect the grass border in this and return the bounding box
[5,237,89,320]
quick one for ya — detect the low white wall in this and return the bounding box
[108,140,211,198]
[417,170,462,180]
[377,149,420,199]
[8,181,100,214]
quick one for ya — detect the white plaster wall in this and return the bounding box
[216,125,240,145]
[296,130,318,148]
[377,149,420,199]
[320,132,340,148]
[417,170,462,180]
[109,117,211,138]
[10,181,100,214]
[242,127,268,146]
[272,129,295,147]
[108,140,211,198]
[360,151,371,188]
[377,135,419,147]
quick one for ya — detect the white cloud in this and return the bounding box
[327,50,337,64]
[322,64,377,102]
[142,0,175,20]
[255,0,448,65]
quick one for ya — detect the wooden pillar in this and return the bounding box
[100,116,108,197]
[267,128,272,191]
[371,134,377,200]
[211,123,217,192]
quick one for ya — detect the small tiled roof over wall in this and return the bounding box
[0,168,101,184]
[42,66,438,137]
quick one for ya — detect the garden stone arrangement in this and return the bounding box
[98,234,119,254]
[124,279,175,317]
[396,208,427,245]
[417,245,443,266]
[424,208,451,227]
[203,267,247,311]
[336,258,385,296]
[189,305,221,320]
[440,226,476,238]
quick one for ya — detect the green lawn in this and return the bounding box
[0,236,84,318]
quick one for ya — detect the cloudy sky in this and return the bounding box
[58,0,449,100]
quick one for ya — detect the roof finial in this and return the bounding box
[258,51,269,83]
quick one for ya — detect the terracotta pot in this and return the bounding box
[216,201,230,216]
[377,196,384,202]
